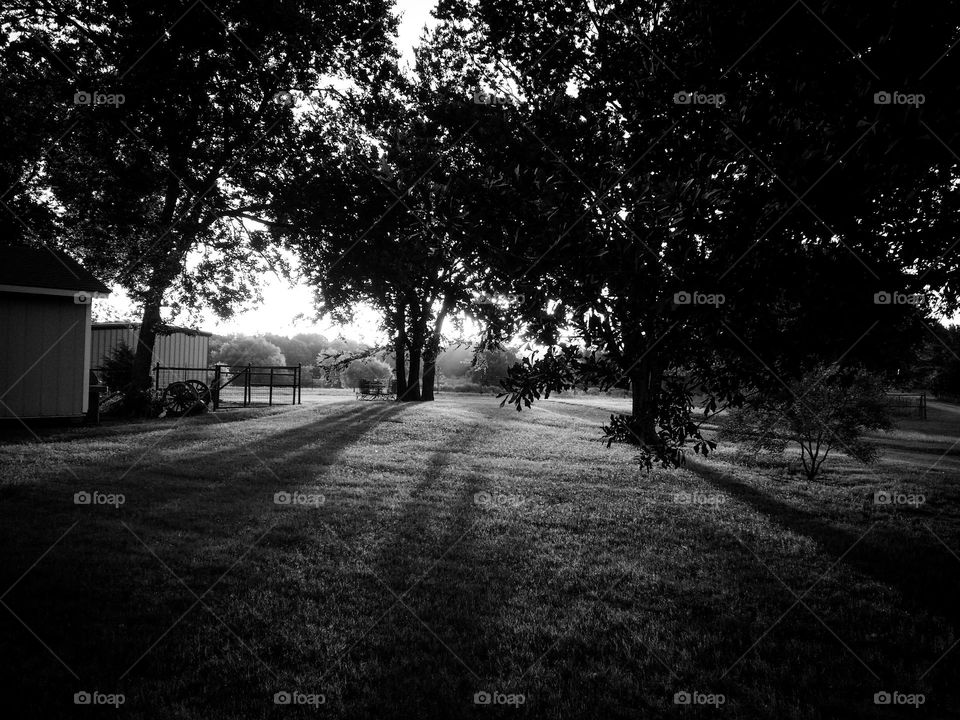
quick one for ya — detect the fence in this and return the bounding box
[884,392,927,420]
[154,364,303,410]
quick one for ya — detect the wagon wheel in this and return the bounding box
[183,379,212,407]
[162,381,201,416]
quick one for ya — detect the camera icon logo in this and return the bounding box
[273,492,292,505]
[74,491,92,505]
[74,91,92,105]
[274,91,294,107]
[874,491,891,505]
[874,91,892,105]
[473,491,492,506]
[73,291,92,305]
[673,91,691,105]
[473,691,492,705]
[674,691,692,705]
[673,291,692,305]
[873,291,892,305]
[274,691,292,705]
[74,691,92,704]
[874,691,892,705]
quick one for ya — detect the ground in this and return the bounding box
[0,393,958,719]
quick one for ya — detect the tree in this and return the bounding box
[213,336,286,370]
[432,0,960,465]
[5,0,396,399]
[721,365,892,481]
[288,54,522,402]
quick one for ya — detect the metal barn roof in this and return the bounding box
[91,322,213,337]
[0,244,112,294]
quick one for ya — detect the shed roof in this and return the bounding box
[0,244,111,294]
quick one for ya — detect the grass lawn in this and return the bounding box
[1,393,959,718]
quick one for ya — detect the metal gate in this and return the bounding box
[155,364,303,410]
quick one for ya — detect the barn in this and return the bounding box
[90,322,211,381]
[0,245,111,420]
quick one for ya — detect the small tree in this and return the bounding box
[722,365,892,481]
[100,341,136,392]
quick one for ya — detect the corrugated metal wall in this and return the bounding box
[91,325,210,378]
[0,292,88,418]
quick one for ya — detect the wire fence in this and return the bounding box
[884,392,927,420]
[154,364,302,409]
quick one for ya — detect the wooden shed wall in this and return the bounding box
[0,292,89,418]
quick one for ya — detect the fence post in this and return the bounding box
[297,363,302,405]
[154,362,160,390]
[245,364,251,407]
[921,392,927,420]
[269,367,274,406]
[213,365,220,411]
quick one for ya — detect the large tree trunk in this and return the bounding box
[129,298,163,415]
[420,297,453,402]
[421,340,438,401]
[628,354,662,445]
[393,308,407,401]
[404,345,422,401]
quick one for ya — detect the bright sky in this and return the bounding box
[94,0,440,343]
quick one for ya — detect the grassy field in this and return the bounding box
[1,393,959,718]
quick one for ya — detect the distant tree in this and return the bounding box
[289,59,520,402]
[214,337,286,370]
[721,365,892,481]
[341,357,392,389]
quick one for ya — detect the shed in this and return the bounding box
[0,245,111,419]
[90,323,211,378]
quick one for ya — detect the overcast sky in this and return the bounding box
[95,0,440,343]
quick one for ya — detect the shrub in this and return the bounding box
[721,364,892,481]
[100,342,135,391]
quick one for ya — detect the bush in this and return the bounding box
[100,342,135,391]
[341,357,392,388]
[720,364,892,481]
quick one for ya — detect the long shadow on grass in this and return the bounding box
[0,399,411,720]
[326,419,540,718]
[687,458,960,677]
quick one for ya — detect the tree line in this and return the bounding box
[210,332,521,391]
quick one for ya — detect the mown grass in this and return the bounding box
[0,393,958,719]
